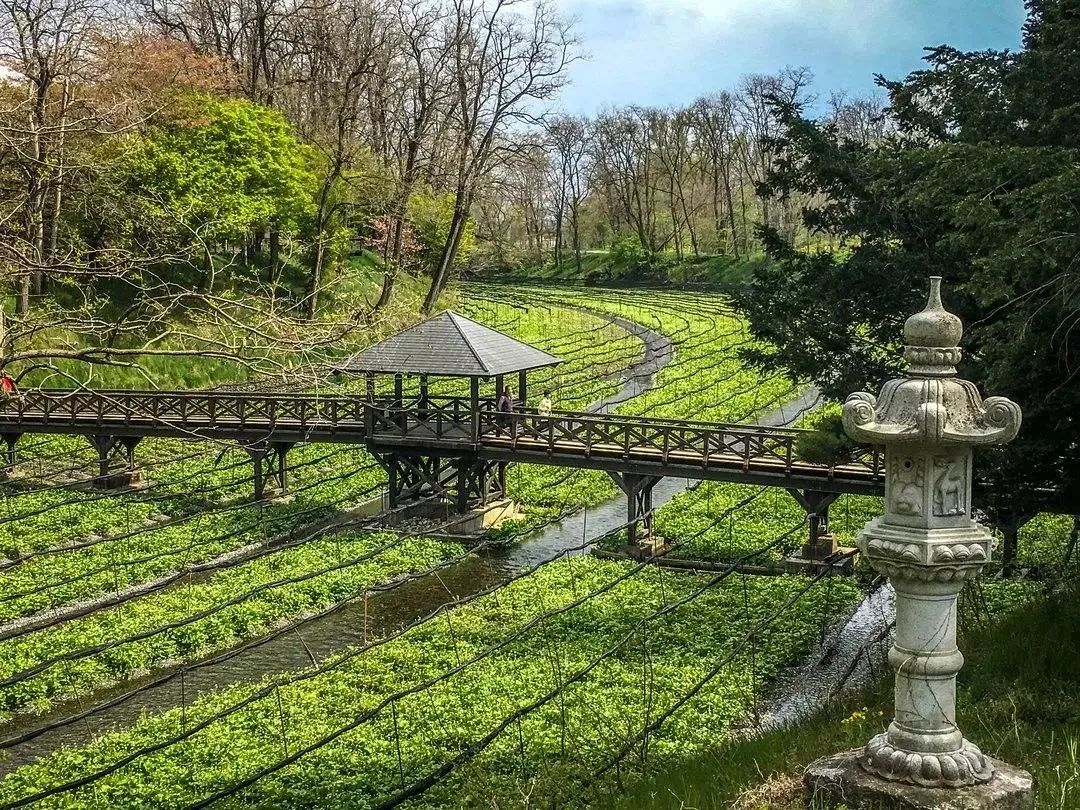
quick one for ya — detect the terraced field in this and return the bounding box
[0,284,1051,808]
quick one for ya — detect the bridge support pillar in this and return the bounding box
[0,433,19,474]
[788,489,840,559]
[995,509,1032,574]
[248,442,292,501]
[375,451,507,520]
[785,489,855,574]
[608,472,663,552]
[88,435,142,489]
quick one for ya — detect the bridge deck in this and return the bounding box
[0,390,884,495]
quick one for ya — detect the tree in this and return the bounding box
[735,0,1080,522]
[420,0,576,313]
[0,0,106,313]
[119,92,317,291]
[373,0,453,310]
[692,93,742,256]
[545,114,590,274]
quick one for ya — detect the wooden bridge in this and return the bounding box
[0,389,884,549]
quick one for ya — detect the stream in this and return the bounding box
[0,313,881,776]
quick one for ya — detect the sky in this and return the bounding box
[548,0,1028,115]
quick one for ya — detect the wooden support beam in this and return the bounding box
[272,441,293,493]
[88,435,141,488]
[0,433,18,472]
[607,472,662,545]
[787,488,840,558]
[998,510,1033,573]
[470,377,481,440]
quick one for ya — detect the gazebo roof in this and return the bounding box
[339,311,562,377]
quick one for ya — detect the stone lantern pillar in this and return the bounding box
[805,277,1032,808]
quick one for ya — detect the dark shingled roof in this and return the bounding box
[339,311,562,377]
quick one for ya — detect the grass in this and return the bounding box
[607,578,1080,809]
[21,253,442,391]
[485,251,769,286]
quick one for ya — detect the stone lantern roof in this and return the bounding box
[843,277,1022,447]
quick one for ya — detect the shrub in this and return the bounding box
[795,405,855,466]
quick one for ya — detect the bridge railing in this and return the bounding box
[365,396,487,440]
[0,391,883,479]
[0,389,369,431]
[363,398,883,479]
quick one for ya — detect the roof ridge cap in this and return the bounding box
[444,311,491,375]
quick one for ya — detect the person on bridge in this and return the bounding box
[538,390,553,417]
[497,388,514,435]
[0,372,16,399]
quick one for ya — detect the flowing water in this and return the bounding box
[763,582,894,728]
[0,316,860,775]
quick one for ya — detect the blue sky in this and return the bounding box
[549,0,1027,114]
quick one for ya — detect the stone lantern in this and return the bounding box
[805,277,1031,808]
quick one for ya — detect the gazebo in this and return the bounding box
[339,310,561,413]
[339,311,562,513]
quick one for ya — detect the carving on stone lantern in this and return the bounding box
[841,276,1021,788]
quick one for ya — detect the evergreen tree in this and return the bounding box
[735,0,1080,521]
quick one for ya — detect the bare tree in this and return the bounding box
[374,0,453,310]
[827,90,890,144]
[692,92,742,256]
[420,0,576,312]
[736,66,814,245]
[544,114,589,273]
[0,0,108,313]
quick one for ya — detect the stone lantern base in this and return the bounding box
[804,750,1033,809]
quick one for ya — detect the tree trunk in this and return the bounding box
[16,277,28,315]
[723,173,740,259]
[307,236,326,319]
[268,223,280,283]
[711,172,723,253]
[572,204,582,275]
[422,198,468,314]
[202,248,215,293]
[553,208,563,269]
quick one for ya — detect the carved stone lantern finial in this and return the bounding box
[838,277,1022,790]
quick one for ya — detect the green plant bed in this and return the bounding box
[622,483,882,565]
[610,580,1080,809]
[0,559,860,808]
[0,531,463,722]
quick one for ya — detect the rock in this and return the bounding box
[805,750,1033,809]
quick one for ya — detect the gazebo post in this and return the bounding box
[470,376,480,440]
[419,374,430,423]
[518,370,528,409]
[365,372,375,402]
[495,375,505,403]
[393,373,404,432]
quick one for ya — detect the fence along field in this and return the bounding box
[0,286,920,807]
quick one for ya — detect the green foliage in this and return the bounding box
[119,92,318,246]
[794,404,855,466]
[734,1,1080,512]
[408,190,475,271]
[0,560,860,808]
[616,578,1080,810]
[607,232,653,276]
